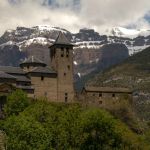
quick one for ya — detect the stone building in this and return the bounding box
[81,86,132,108]
[0,32,75,106]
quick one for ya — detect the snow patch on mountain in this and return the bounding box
[75,41,103,49]
[74,61,78,65]
[107,27,150,38]
[0,41,16,49]
[33,25,68,33]
[128,45,150,55]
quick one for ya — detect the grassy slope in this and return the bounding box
[88,47,150,91]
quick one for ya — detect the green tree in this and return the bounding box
[4,90,29,116]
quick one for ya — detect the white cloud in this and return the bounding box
[0,0,150,35]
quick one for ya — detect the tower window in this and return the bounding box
[61,47,64,57]
[66,48,69,57]
[64,73,66,76]
[65,93,68,103]
[99,101,102,104]
[112,93,115,98]
[67,65,70,70]
[44,92,47,97]
[41,76,44,81]
[99,93,102,97]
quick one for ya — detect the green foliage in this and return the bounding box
[0,101,147,150]
[4,90,29,116]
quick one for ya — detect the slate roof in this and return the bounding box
[0,71,16,79]
[20,56,46,67]
[13,75,31,82]
[54,32,73,46]
[29,66,56,74]
[83,86,132,93]
[0,66,25,75]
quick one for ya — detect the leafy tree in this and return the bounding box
[4,90,29,116]
[3,115,52,150]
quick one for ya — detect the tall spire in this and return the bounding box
[54,32,73,46]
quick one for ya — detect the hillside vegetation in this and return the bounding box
[88,47,150,120]
[0,90,150,150]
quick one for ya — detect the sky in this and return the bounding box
[0,0,150,35]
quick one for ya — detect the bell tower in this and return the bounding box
[49,32,74,102]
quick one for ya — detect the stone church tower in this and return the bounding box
[49,32,74,102]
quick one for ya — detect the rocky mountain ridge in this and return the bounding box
[0,25,149,78]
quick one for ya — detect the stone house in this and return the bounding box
[81,86,132,108]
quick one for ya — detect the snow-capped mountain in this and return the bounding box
[0,25,150,79]
[73,27,150,56]
[106,27,150,38]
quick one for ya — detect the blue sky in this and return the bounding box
[0,0,150,34]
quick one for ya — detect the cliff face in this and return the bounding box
[0,44,26,66]
[74,43,129,77]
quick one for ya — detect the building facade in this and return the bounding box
[81,86,132,109]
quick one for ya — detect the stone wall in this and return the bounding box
[81,91,132,109]
[31,76,57,101]
[56,47,74,102]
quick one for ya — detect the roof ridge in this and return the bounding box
[0,71,16,79]
[54,31,72,45]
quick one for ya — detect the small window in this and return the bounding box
[93,93,95,96]
[27,65,29,69]
[41,76,44,81]
[64,73,66,76]
[99,93,102,97]
[68,65,70,70]
[44,92,47,97]
[112,93,115,98]
[66,48,69,57]
[61,47,64,57]
[65,93,68,103]
[99,101,102,104]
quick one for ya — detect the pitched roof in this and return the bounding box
[13,75,31,82]
[0,71,16,79]
[0,66,25,75]
[20,56,46,67]
[54,32,73,46]
[83,86,132,93]
[28,66,56,74]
